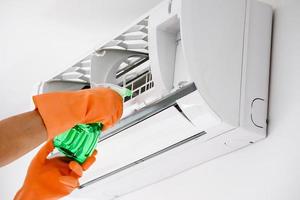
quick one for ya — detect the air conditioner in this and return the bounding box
[39,0,272,199]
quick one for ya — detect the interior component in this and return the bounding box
[91,49,148,86]
[116,55,149,78]
[120,69,154,102]
[99,83,196,142]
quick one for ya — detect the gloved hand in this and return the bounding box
[33,88,123,139]
[14,140,97,200]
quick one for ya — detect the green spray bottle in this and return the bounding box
[53,84,132,164]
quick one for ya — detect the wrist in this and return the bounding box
[32,110,48,141]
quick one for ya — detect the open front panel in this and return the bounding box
[80,106,199,185]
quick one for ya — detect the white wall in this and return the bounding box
[1,0,300,200]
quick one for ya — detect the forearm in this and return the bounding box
[0,110,47,167]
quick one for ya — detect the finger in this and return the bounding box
[81,150,97,171]
[91,149,98,157]
[70,171,80,178]
[101,120,111,131]
[113,101,123,124]
[117,102,123,120]
[82,155,96,171]
[69,161,83,177]
[59,176,79,188]
[35,140,55,163]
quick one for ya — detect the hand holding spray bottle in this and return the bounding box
[53,84,132,164]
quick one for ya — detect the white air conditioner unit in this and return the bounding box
[39,0,272,199]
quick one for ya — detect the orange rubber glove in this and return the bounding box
[14,140,97,200]
[33,88,123,139]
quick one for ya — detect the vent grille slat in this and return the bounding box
[101,17,149,52]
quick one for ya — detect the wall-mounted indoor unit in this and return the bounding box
[38,0,272,199]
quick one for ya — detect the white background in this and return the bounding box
[1,0,300,200]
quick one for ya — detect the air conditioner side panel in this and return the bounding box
[239,0,272,137]
[180,0,247,127]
